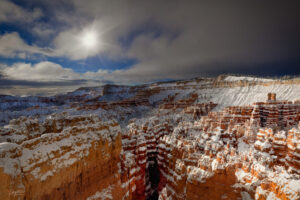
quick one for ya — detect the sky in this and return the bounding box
[0,0,299,96]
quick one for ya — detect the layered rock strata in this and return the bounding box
[123,96,300,200]
[0,114,124,200]
[0,93,299,200]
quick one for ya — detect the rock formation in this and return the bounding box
[0,114,124,200]
[0,75,299,200]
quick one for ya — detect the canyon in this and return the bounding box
[0,75,300,200]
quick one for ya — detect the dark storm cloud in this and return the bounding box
[0,67,115,96]
[0,77,88,88]
[0,68,84,85]
[0,72,89,96]
[56,0,299,81]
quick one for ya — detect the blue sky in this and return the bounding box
[0,0,299,96]
[0,1,138,73]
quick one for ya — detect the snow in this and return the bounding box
[0,75,300,199]
[86,185,114,200]
[198,84,300,110]
[240,191,253,200]
[0,114,121,181]
[237,138,251,153]
[235,169,250,182]
[224,75,273,82]
[265,192,281,200]
[187,166,214,183]
[147,76,300,111]
[255,140,271,150]
[0,142,22,176]
[211,159,224,171]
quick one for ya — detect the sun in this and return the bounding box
[81,31,98,49]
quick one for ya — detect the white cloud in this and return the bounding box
[32,24,56,38]
[0,24,118,60]
[2,61,80,81]
[52,21,124,60]
[0,0,42,23]
[0,32,54,58]
[53,28,97,60]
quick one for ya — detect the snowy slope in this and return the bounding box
[0,75,300,125]
[224,75,274,82]
[148,75,300,110]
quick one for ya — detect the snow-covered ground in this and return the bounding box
[1,75,300,125]
[224,75,274,82]
[149,76,300,110]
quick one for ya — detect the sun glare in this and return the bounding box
[81,31,98,49]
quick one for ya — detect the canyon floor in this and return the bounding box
[0,75,300,200]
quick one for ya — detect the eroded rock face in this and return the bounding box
[121,97,300,200]
[121,119,173,199]
[0,114,125,200]
[0,76,300,200]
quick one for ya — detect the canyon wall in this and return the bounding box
[123,95,300,200]
[1,95,299,200]
[0,75,300,200]
[0,114,126,200]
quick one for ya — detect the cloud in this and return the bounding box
[1,61,80,81]
[121,1,300,80]
[53,26,99,60]
[0,24,120,60]
[0,32,54,58]
[0,61,91,96]
[0,0,300,96]
[32,24,56,38]
[0,60,120,96]
[54,0,299,78]
[0,0,42,23]
[0,61,124,85]
[0,79,88,96]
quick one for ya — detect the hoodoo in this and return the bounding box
[0,76,300,200]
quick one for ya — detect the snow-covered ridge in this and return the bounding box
[224,75,274,82]
[0,113,121,180]
[0,75,300,128]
